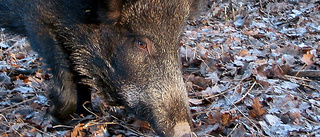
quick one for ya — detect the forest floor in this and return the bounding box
[1,0,320,136]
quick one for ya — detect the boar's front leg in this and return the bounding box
[29,27,92,124]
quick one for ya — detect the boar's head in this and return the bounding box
[71,0,202,136]
[98,0,195,136]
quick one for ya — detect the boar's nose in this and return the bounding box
[181,133,194,137]
[172,122,193,137]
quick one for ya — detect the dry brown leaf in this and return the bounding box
[250,98,266,118]
[206,112,222,125]
[256,79,270,89]
[71,123,86,137]
[271,64,292,78]
[221,113,232,125]
[289,111,301,119]
[29,128,38,136]
[221,52,234,63]
[242,30,259,36]
[301,46,313,54]
[253,63,270,89]
[189,99,203,105]
[23,78,29,83]
[256,64,267,76]
[15,52,26,59]
[193,76,211,88]
[238,49,248,57]
[301,51,314,65]
[1,132,9,137]
[140,121,151,131]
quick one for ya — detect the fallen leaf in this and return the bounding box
[242,30,259,36]
[238,49,248,57]
[250,98,266,118]
[206,112,222,125]
[15,52,26,59]
[271,64,292,78]
[301,51,314,65]
[71,123,86,137]
[189,99,203,105]
[221,113,232,125]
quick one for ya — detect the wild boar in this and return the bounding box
[0,0,203,136]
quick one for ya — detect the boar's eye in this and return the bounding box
[134,38,156,56]
[136,41,147,49]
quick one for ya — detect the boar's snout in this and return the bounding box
[120,73,191,136]
[172,122,192,137]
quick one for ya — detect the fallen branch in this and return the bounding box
[290,70,320,78]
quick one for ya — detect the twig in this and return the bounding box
[273,86,320,109]
[0,114,9,124]
[204,88,230,100]
[110,115,148,136]
[0,116,23,136]
[26,124,55,137]
[0,97,37,113]
[191,80,253,117]
[295,63,307,77]
[223,93,263,136]
[227,123,239,137]
[191,132,198,137]
[308,128,320,136]
[98,104,108,116]
[259,0,263,9]
[83,121,116,128]
[204,80,252,100]
[53,125,74,129]
[296,88,308,99]
[301,115,320,125]
[289,70,320,78]
[285,75,313,82]
[233,81,256,105]
[82,101,99,118]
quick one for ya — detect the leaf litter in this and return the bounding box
[1,0,320,136]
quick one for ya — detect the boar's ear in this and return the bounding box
[96,0,126,24]
[188,0,206,21]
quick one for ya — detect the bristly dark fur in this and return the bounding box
[0,0,203,136]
